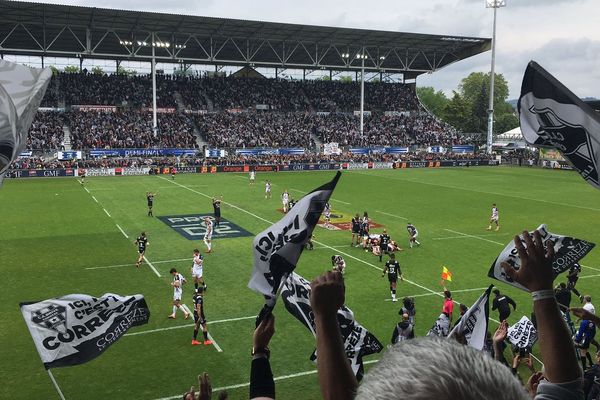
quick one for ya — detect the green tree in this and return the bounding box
[441,91,471,132]
[91,66,104,75]
[117,65,137,76]
[49,65,59,76]
[63,65,79,73]
[339,75,353,83]
[416,86,449,118]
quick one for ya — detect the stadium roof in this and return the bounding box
[0,2,491,78]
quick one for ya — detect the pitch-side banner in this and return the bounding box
[448,285,493,350]
[507,316,537,349]
[0,60,51,185]
[20,293,150,369]
[518,61,600,190]
[249,171,341,297]
[488,224,595,292]
[281,273,383,380]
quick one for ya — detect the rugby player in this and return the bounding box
[203,216,213,253]
[406,223,420,248]
[212,196,222,227]
[378,229,391,262]
[146,191,158,217]
[191,288,213,346]
[360,212,370,248]
[331,255,346,275]
[169,268,190,320]
[191,249,207,292]
[135,232,148,268]
[265,180,272,199]
[382,253,403,302]
[324,202,332,228]
[249,170,256,185]
[487,203,500,231]
[282,189,290,213]
[351,214,361,247]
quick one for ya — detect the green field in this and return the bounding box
[1,166,599,400]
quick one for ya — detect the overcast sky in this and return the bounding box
[36,0,600,100]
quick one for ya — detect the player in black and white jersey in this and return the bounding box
[324,202,332,228]
[487,203,499,231]
[567,263,583,301]
[351,214,361,247]
[378,229,391,262]
[212,197,222,227]
[168,268,190,320]
[191,288,213,346]
[360,212,370,248]
[146,191,158,217]
[331,255,346,275]
[407,223,420,248]
[203,216,213,253]
[265,180,272,199]
[135,232,148,268]
[382,253,403,302]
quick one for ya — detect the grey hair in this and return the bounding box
[356,337,529,400]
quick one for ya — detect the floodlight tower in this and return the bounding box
[485,0,505,154]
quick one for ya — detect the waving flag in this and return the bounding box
[518,61,600,190]
[508,316,538,349]
[448,285,493,350]
[281,273,383,380]
[20,293,150,369]
[0,60,51,186]
[488,224,594,292]
[441,266,453,282]
[249,172,340,297]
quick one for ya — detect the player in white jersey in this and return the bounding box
[487,203,500,231]
[191,249,206,292]
[249,170,256,185]
[168,268,190,319]
[324,202,332,228]
[282,190,290,213]
[265,180,272,199]
[407,223,420,248]
[203,217,213,253]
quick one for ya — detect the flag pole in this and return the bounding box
[47,370,66,400]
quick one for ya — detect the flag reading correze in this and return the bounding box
[0,60,52,185]
[448,285,493,350]
[281,273,383,380]
[488,224,594,292]
[507,316,538,349]
[20,293,150,369]
[518,61,600,190]
[249,172,341,297]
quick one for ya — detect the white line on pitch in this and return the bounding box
[444,228,504,246]
[125,315,255,337]
[432,233,509,240]
[580,273,600,280]
[103,208,112,218]
[143,256,161,277]
[151,359,379,400]
[384,287,489,301]
[83,186,90,193]
[207,332,223,352]
[582,264,600,272]
[376,210,408,220]
[84,258,190,270]
[116,224,129,238]
[290,188,351,205]
[91,195,99,203]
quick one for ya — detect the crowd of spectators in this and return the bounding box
[68,110,197,149]
[26,111,65,150]
[194,112,315,148]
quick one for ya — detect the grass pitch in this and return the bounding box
[1,166,599,400]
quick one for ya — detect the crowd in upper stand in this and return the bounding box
[27,71,465,150]
[26,111,65,150]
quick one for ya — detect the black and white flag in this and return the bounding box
[518,61,600,190]
[0,60,51,185]
[20,293,150,369]
[249,172,340,297]
[427,313,451,338]
[281,273,383,380]
[448,285,493,350]
[507,316,538,349]
[488,224,594,292]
